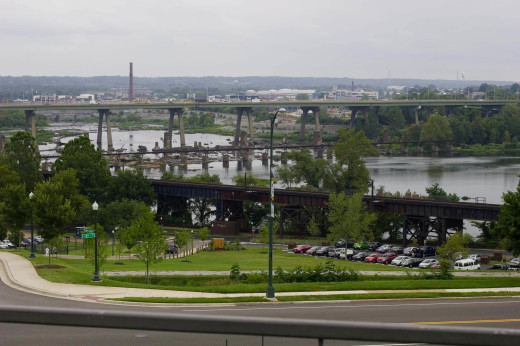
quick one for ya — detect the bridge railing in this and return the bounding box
[0,306,519,345]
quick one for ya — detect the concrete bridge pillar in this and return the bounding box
[417,145,424,155]
[24,110,36,138]
[167,108,185,148]
[261,152,268,166]
[349,107,362,127]
[202,155,209,170]
[234,108,245,145]
[106,111,113,152]
[300,106,321,142]
[240,130,248,147]
[243,107,254,143]
[414,106,421,125]
[401,144,408,155]
[281,152,287,164]
[96,109,109,148]
[223,154,230,168]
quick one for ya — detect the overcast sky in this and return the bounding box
[1,0,518,81]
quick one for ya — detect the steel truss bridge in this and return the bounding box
[152,180,501,245]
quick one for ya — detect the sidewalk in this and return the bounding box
[2,251,520,304]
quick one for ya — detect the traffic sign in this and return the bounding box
[82,228,96,234]
[81,233,95,239]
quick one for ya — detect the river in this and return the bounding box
[40,123,520,236]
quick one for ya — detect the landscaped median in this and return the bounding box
[10,247,520,304]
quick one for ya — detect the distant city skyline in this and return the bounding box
[1,0,519,82]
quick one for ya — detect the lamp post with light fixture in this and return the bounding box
[92,201,101,282]
[266,107,286,299]
[28,192,36,259]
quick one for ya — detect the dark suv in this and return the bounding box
[368,242,382,251]
[166,244,178,254]
[413,246,436,257]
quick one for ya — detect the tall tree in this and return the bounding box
[327,192,376,246]
[419,114,453,144]
[496,180,520,255]
[107,168,156,206]
[329,128,379,193]
[3,131,42,193]
[52,136,111,203]
[127,211,166,283]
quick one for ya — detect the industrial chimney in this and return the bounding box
[129,62,134,102]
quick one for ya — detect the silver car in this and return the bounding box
[391,255,409,266]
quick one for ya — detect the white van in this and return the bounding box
[454,259,480,270]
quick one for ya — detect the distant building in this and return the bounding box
[245,88,316,101]
[329,86,379,100]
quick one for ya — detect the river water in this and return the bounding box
[40,124,520,236]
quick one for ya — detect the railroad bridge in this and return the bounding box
[152,180,501,246]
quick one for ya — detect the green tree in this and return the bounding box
[328,128,379,193]
[327,192,376,251]
[295,93,310,100]
[128,211,166,283]
[1,183,31,242]
[437,232,473,261]
[425,183,459,202]
[3,131,42,193]
[31,172,77,252]
[175,229,190,260]
[100,199,150,234]
[419,114,453,145]
[198,227,210,244]
[107,168,156,206]
[52,136,111,203]
[496,180,520,255]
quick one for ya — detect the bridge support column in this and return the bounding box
[299,108,309,142]
[202,155,209,170]
[106,111,113,152]
[414,106,421,125]
[223,154,230,168]
[349,107,362,127]
[401,144,408,155]
[96,109,108,148]
[167,108,185,148]
[245,108,255,143]
[312,107,322,145]
[261,152,268,166]
[234,108,245,145]
[24,110,36,138]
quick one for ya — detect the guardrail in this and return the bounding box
[1,306,519,345]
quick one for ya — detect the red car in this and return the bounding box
[377,252,398,264]
[293,245,312,254]
[364,252,381,263]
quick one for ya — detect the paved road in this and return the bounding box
[2,276,520,345]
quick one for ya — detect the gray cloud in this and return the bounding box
[1,0,518,81]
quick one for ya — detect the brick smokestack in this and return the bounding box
[129,62,134,102]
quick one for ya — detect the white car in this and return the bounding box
[1,240,15,249]
[0,242,9,249]
[34,236,44,244]
[390,256,409,266]
[468,254,481,263]
[419,259,440,269]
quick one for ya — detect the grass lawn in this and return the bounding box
[19,248,520,294]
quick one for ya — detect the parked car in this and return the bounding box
[334,239,354,248]
[489,264,508,270]
[166,244,178,254]
[419,259,440,269]
[34,235,44,244]
[305,246,321,256]
[2,239,16,249]
[376,244,392,253]
[368,242,383,251]
[293,245,312,254]
[507,257,520,269]
[454,259,480,270]
[352,251,370,261]
[364,253,381,263]
[403,247,418,256]
[338,247,354,260]
[353,242,369,249]
[401,257,423,268]
[468,254,481,263]
[377,252,398,265]
[0,242,9,249]
[390,255,409,266]
[413,246,436,257]
[315,246,333,256]
[391,246,404,254]
[19,239,31,248]
[327,247,339,258]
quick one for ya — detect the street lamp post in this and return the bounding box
[92,201,101,282]
[28,192,36,258]
[267,107,286,299]
[191,230,194,256]
[111,230,115,256]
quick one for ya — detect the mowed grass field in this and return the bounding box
[16,247,520,295]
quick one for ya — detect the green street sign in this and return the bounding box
[81,233,95,239]
[82,228,96,234]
